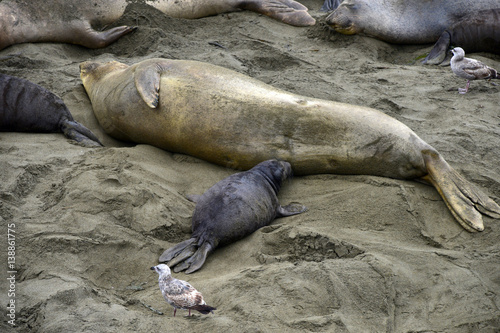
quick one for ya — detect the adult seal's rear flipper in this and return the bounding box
[321,0,343,12]
[243,0,316,27]
[421,150,500,232]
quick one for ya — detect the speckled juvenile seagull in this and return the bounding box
[450,47,500,94]
[151,264,216,317]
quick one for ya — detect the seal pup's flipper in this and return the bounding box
[242,0,316,27]
[277,203,307,217]
[183,242,214,274]
[421,150,500,232]
[61,119,103,147]
[159,238,197,262]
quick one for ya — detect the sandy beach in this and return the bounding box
[1,1,499,332]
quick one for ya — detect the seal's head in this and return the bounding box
[151,264,171,277]
[79,60,128,87]
[253,159,293,193]
[325,0,364,35]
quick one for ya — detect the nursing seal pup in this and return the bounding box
[1,73,102,147]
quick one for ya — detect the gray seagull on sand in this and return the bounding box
[151,264,216,317]
[450,47,499,94]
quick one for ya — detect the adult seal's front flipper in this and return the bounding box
[421,150,500,232]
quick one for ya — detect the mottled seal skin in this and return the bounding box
[325,0,500,44]
[0,73,102,147]
[159,160,307,273]
[0,0,314,51]
[424,9,500,65]
[80,58,500,232]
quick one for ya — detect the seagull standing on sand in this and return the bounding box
[450,47,500,94]
[151,264,216,317]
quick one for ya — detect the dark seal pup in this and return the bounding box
[424,9,500,65]
[159,160,307,274]
[0,73,102,147]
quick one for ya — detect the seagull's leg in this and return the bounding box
[174,308,177,317]
[189,309,192,316]
[458,80,470,94]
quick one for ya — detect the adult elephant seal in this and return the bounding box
[160,159,307,273]
[79,58,500,232]
[325,0,500,44]
[0,0,315,51]
[423,9,500,65]
[0,73,102,147]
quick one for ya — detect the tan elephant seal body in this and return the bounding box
[0,0,314,50]
[80,58,500,232]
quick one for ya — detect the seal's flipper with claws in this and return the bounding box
[421,150,500,232]
[242,0,316,26]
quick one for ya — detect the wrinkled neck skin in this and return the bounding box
[253,164,289,195]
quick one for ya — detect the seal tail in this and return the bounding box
[189,304,217,315]
[159,238,197,263]
[159,238,215,273]
[61,119,103,147]
[178,242,214,274]
[421,150,500,232]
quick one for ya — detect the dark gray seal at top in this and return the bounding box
[159,159,307,274]
[423,9,500,65]
[0,73,102,147]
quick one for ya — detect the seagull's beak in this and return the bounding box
[150,266,156,271]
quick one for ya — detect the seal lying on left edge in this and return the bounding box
[160,160,307,274]
[0,73,102,147]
